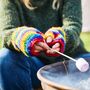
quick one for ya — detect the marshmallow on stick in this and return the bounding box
[52,50,89,72]
[76,58,89,72]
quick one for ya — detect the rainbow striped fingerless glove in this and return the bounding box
[45,27,66,56]
[11,26,45,56]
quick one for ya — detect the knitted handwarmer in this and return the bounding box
[45,27,66,56]
[12,26,45,56]
[12,26,66,57]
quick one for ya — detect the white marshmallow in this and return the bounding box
[76,58,89,72]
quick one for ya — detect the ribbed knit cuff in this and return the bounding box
[11,26,44,56]
[45,27,66,56]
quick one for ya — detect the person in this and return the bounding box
[0,0,89,90]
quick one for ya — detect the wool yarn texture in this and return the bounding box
[12,26,66,57]
[45,27,66,56]
[12,26,45,56]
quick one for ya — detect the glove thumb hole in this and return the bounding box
[46,36,53,43]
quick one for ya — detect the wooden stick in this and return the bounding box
[52,49,76,62]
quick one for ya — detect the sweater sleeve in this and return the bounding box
[0,0,21,50]
[62,0,82,54]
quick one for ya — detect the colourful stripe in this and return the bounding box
[11,26,44,56]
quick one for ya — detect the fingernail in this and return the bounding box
[52,43,60,48]
[46,37,52,43]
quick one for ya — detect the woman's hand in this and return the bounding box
[34,40,60,56]
[45,27,66,56]
[12,27,48,56]
[46,36,60,55]
[34,42,50,53]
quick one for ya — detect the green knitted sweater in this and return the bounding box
[0,0,85,63]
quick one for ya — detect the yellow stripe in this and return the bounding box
[20,31,36,55]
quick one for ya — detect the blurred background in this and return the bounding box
[82,0,90,32]
[80,0,90,52]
